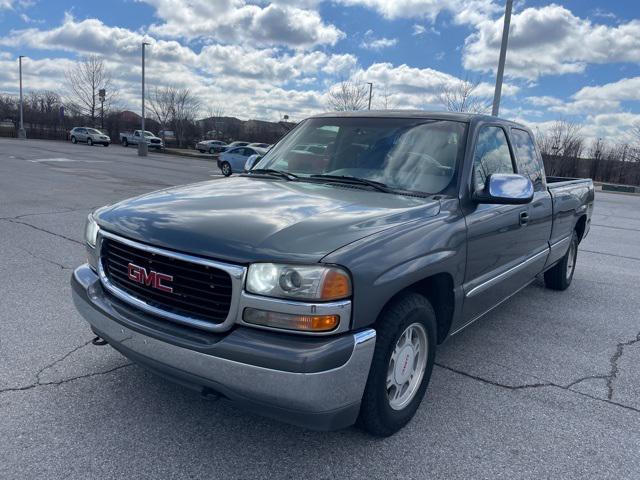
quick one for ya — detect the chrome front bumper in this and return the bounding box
[71,264,376,430]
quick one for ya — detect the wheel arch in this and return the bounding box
[376,272,455,345]
[575,214,587,242]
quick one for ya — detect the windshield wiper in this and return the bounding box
[309,174,394,193]
[247,169,299,181]
[309,174,432,197]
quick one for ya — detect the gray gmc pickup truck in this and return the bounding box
[72,111,594,436]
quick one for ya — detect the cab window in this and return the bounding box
[472,126,514,192]
[511,128,544,191]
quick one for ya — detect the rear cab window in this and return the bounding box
[511,128,545,191]
[472,126,515,192]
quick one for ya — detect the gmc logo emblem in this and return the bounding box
[127,262,174,293]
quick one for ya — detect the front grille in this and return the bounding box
[150,139,161,144]
[100,237,233,325]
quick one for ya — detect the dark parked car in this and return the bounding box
[72,111,593,436]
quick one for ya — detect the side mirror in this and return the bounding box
[473,173,534,205]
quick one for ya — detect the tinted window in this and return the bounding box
[473,126,514,192]
[511,128,544,191]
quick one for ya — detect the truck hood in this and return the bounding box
[95,176,441,264]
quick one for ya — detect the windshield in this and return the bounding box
[254,117,466,195]
[143,131,154,137]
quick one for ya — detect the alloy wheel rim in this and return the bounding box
[386,322,428,411]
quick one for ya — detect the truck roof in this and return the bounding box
[310,110,527,128]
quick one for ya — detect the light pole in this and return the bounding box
[366,82,373,110]
[491,0,513,117]
[18,55,26,139]
[138,41,150,156]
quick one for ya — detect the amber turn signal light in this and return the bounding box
[243,308,340,332]
[320,269,351,301]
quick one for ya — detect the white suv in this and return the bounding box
[70,127,111,147]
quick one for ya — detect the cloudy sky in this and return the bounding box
[0,0,638,142]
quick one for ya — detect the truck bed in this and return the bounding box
[546,176,592,189]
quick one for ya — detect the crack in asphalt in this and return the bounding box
[0,207,79,221]
[0,364,133,395]
[606,332,640,400]
[1,218,84,245]
[580,249,640,262]
[436,331,640,415]
[16,246,74,270]
[0,338,132,396]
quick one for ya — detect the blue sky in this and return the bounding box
[0,0,639,143]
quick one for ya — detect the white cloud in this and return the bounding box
[340,62,518,110]
[140,0,343,48]
[335,0,499,25]
[463,5,640,80]
[525,96,563,107]
[360,30,397,50]
[1,14,198,64]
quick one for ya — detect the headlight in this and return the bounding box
[84,213,99,248]
[246,263,351,301]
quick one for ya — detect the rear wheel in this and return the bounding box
[198,149,205,153]
[544,231,578,290]
[122,138,128,147]
[71,136,77,144]
[209,147,216,154]
[221,161,232,177]
[87,138,93,146]
[358,293,437,437]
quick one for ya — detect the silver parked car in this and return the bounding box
[217,146,267,176]
[196,139,227,154]
[70,127,111,146]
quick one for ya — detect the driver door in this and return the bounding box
[462,125,534,324]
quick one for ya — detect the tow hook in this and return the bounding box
[91,336,108,346]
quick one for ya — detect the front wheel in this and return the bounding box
[544,231,578,290]
[221,161,232,177]
[358,293,437,437]
[71,136,77,144]
[209,147,216,154]
[103,143,109,147]
[87,138,93,146]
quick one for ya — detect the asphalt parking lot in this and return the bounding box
[1,137,639,479]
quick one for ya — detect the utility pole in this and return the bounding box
[138,42,150,156]
[492,0,513,117]
[99,88,106,130]
[367,82,373,110]
[18,56,26,139]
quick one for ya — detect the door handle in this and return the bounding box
[519,211,529,226]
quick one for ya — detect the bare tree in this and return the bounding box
[327,81,369,111]
[375,85,396,110]
[64,55,115,124]
[438,78,490,114]
[172,88,200,147]
[147,86,177,139]
[536,120,584,158]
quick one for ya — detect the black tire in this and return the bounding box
[358,293,437,437]
[221,161,232,177]
[104,143,109,147]
[87,138,93,146]
[198,149,205,153]
[71,136,77,144]
[544,231,578,291]
[122,138,128,147]
[209,147,216,154]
